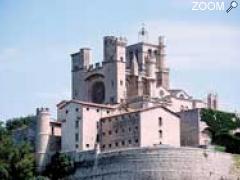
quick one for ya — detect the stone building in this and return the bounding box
[99,106,180,152]
[35,28,219,171]
[178,108,211,147]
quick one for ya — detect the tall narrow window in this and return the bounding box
[75,133,79,142]
[159,117,162,126]
[75,120,79,128]
[159,130,163,138]
[120,80,123,86]
[51,126,54,135]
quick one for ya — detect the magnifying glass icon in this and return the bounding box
[226,1,238,13]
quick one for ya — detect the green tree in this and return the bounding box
[201,109,240,154]
[0,121,36,180]
[44,152,75,180]
[6,116,36,131]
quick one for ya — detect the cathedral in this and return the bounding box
[35,28,218,171]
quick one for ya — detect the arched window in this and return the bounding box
[148,49,152,57]
[91,81,105,103]
[179,94,185,99]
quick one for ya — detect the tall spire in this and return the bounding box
[138,23,148,43]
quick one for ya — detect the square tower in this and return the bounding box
[103,36,127,104]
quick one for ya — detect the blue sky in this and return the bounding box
[0,0,239,120]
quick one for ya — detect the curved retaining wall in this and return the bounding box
[67,147,240,180]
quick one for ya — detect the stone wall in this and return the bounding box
[67,147,240,180]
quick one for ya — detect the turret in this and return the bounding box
[71,48,92,100]
[103,36,127,62]
[71,48,92,71]
[35,107,51,172]
[156,36,170,89]
[157,36,166,69]
[207,93,218,110]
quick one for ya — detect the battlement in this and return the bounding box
[104,36,127,46]
[80,62,103,72]
[36,107,50,115]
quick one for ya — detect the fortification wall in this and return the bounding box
[67,147,240,180]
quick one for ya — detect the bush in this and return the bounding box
[43,152,75,180]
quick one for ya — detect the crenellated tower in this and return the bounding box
[71,48,92,100]
[207,93,218,110]
[35,107,51,172]
[103,36,127,104]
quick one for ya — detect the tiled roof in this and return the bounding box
[57,99,119,109]
[101,105,179,120]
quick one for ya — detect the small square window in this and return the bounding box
[107,110,110,114]
[97,109,99,112]
[65,110,69,114]
[135,139,139,143]
[121,141,125,146]
[75,108,79,112]
[86,107,89,111]
[128,140,132,144]
[75,144,79,148]
[115,129,118,134]
[102,132,106,136]
[115,142,119,147]
[86,144,89,148]
[102,145,105,149]
[108,130,112,135]
[108,144,112,148]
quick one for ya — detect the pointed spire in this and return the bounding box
[131,55,139,76]
[138,23,149,42]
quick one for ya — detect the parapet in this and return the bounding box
[104,36,127,46]
[36,107,50,116]
[84,62,103,72]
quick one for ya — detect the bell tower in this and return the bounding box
[103,36,127,104]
